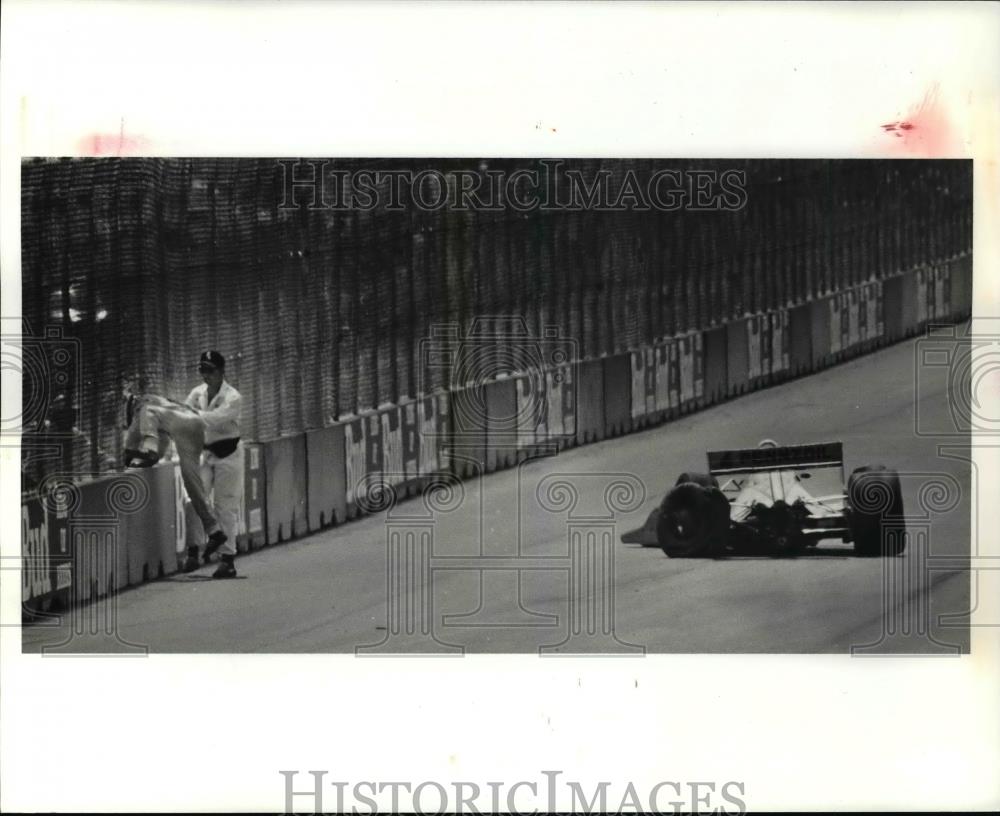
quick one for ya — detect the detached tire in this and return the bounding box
[657,481,730,558]
[847,465,905,557]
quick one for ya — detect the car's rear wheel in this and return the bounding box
[657,480,730,558]
[847,465,905,556]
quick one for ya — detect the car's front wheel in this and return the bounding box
[657,480,730,558]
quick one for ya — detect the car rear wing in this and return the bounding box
[707,442,844,475]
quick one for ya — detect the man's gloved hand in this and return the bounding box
[123,449,160,468]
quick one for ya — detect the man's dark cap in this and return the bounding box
[198,350,226,372]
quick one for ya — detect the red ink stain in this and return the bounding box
[881,121,915,135]
[77,120,152,156]
[879,85,958,157]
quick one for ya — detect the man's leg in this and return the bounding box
[161,410,220,537]
[188,451,216,566]
[176,439,225,573]
[178,445,221,538]
[207,446,243,578]
[196,452,216,537]
[200,452,227,563]
[133,399,224,572]
[122,401,166,466]
[135,400,160,450]
[211,446,243,554]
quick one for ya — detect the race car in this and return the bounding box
[621,439,905,557]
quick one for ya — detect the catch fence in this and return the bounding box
[19,158,972,483]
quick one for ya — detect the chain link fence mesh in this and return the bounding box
[20,158,973,485]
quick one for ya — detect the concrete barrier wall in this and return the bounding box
[788,303,813,375]
[629,349,651,428]
[121,465,177,585]
[549,364,576,450]
[603,354,632,437]
[399,400,422,496]
[952,254,973,316]
[485,377,519,472]
[901,270,920,337]
[726,318,751,395]
[681,332,705,410]
[450,385,488,479]
[21,491,70,615]
[378,404,406,493]
[702,327,728,405]
[769,309,791,383]
[810,296,833,368]
[515,373,546,457]
[343,413,382,519]
[420,392,451,478]
[241,443,267,551]
[626,332,706,427]
[263,434,308,544]
[653,343,673,415]
[883,274,906,343]
[305,426,347,531]
[21,254,973,618]
[575,360,605,446]
[747,315,764,385]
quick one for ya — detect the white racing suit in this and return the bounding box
[185,381,243,557]
[122,394,223,540]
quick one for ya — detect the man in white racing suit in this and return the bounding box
[184,350,244,579]
[122,393,229,571]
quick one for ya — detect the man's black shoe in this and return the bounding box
[124,449,159,469]
[203,530,228,563]
[212,557,237,579]
[181,546,201,573]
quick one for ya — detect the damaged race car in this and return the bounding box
[621,440,904,557]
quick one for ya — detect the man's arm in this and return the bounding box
[144,393,198,415]
[197,389,242,434]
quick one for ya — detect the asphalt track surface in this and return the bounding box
[22,333,971,654]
